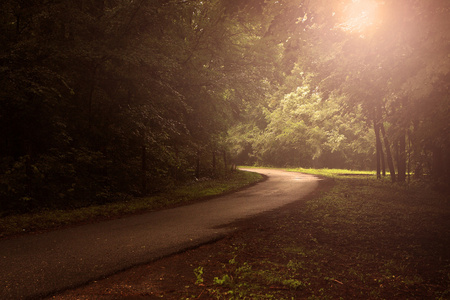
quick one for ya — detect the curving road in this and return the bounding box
[0,168,319,299]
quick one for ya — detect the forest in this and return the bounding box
[1,0,449,214]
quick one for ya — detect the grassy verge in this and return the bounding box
[0,170,263,239]
[184,170,450,299]
[287,167,376,177]
[242,165,376,177]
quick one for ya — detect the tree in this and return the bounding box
[228,0,449,187]
[228,72,375,169]
[0,0,286,213]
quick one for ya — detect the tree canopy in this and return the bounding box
[1,0,448,213]
[229,0,449,184]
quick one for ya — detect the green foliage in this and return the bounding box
[1,0,448,213]
[214,274,233,286]
[0,0,276,213]
[229,77,375,169]
[228,0,449,184]
[194,266,205,286]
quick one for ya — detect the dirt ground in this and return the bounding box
[51,178,450,299]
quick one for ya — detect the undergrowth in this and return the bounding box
[0,170,263,238]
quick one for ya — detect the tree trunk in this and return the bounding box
[374,106,385,177]
[87,66,98,131]
[373,120,381,179]
[174,146,180,181]
[407,131,411,183]
[397,132,406,182]
[195,149,200,179]
[381,143,386,177]
[380,123,396,182]
[141,144,147,194]
[222,150,228,173]
[212,149,216,176]
[16,14,20,35]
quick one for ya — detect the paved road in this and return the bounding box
[0,168,319,299]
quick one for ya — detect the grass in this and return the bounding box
[287,167,376,177]
[182,168,450,299]
[242,165,376,178]
[0,170,263,238]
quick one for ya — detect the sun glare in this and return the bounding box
[340,0,379,34]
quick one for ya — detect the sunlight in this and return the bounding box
[340,0,380,34]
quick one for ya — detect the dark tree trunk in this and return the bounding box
[407,131,411,183]
[374,106,385,177]
[141,144,147,194]
[212,149,216,176]
[174,146,180,180]
[195,149,200,179]
[87,66,98,131]
[373,119,381,179]
[380,123,396,182]
[16,14,20,35]
[397,132,406,182]
[222,150,228,173]
[381,143,386,177]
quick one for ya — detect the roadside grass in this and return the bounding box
[0,170,263,239]
[185,169,450,299]
[287,167,376,177]
[242,165,377,179]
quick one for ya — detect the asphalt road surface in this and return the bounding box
[0,168,319,299]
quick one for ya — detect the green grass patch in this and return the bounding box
[0,170,263,238]
[287,167,376,177]
[240,165,376,178]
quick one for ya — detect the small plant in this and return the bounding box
[213,274,232,286]
[194,266,204,286]
[282,278,306,290]
[287,260,304,272]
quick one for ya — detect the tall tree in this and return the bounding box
[0,0,281,213]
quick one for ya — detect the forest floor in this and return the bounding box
[52,175,450,300]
